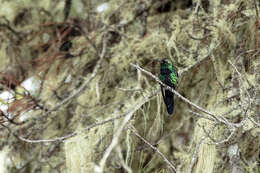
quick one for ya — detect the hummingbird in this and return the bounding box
[159,59,178,115]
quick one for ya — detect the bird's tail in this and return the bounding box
[165,90,174,114]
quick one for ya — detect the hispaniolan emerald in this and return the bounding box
[159,59,178,115]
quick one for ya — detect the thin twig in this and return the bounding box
[228,60,252,128]
[130,63,224,123]
[19,88,160,143]
[228,60,251,103]
[180,43,220,76]
[129,124,177,173]
[208,128,236,145]
[96,89,159,173]
[188,136,206,173]
[31,32,108,121]
[249,117,260,127]
[189,110,216,121]
[188,124,217,173]
[198,123,218,143]
[96,110,134,173]
[253,0,259,18]
[213,92,239,110]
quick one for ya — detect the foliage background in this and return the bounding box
[0,0,259,173]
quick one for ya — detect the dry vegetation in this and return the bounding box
[0,0,259,173]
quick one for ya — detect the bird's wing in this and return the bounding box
[160,85,167,105]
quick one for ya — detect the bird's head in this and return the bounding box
[160,58,172,65]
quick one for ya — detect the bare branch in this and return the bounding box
[188,136,206,173]
[228,60,251,103]
[18,88,160,143]
[208,128,236,145]
[130,63,226,124]
[96,111,134,173]
[188,123,218,173]
[96,89,159,173]
[227,143,244,173]
[189,110,216,121]
[249,117,260,127]
[129,124,177,173]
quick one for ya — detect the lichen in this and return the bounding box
[0,0,259,173]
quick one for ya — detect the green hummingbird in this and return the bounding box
[159,59,178,115]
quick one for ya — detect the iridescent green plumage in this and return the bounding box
[159,59,178,115]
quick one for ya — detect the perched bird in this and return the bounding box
[159,59,178,115]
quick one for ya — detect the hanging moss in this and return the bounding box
[0,0,259,173]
